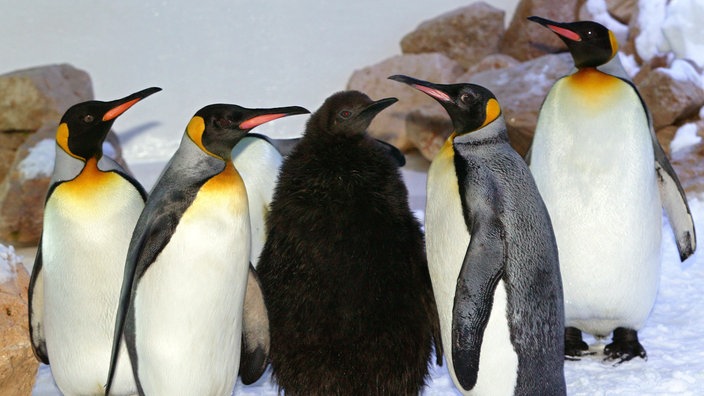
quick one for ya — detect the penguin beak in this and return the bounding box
[388,75,452,103]
[239,106,310,130]
[527,16,582,42]
[359,97,398,121]
[102,87,162,121]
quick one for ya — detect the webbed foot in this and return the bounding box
[604,327,647,364]
[565,327,593,359]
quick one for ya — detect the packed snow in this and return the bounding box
[17,139,54,180]
[670,123,702,154]
[0,244,21,284]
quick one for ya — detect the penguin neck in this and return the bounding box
[75,157,104,180]
[168,133,227,179]
[52,144,88,184]
[452,116,509,147]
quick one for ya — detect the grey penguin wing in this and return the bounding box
[652,136,697,260]
[28,238,49,364]
[452,214,506,392]
[239,264,270,385]
[610,69,697,261]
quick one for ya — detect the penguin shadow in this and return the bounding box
[115,121,162,145]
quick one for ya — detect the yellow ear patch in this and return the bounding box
[608,30,619,59]
[187,116,221,159]
[56,123,82,160]
[481,98,501,128]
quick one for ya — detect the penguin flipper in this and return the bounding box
[613,69,697,261]
[374,139,406,167]
[105,212,178,395]
[239,264,270,385]
[452,217,505,391]
[28,239,49,364]
[652,138,697,261]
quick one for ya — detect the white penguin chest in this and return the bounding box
[43,168,143,331]
[134,164,251,395]
[42,166,143,394]
[530,70,663,332]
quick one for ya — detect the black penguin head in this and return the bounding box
[57,87,161,160]
[388,75,501,135]
[306,90,398,138]
[528,16,618,68]
[187,103,309,160]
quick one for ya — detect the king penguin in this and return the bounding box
[231,134,283,267]
[256,90,442,395]
[527,17,697,361]
[27,87,161,396]
[389,75,566,396]
[104,103,309,396]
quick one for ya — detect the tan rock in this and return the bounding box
[0,248,38,396]
[499,0,581,62]
[463,54,521,78]
[635,60,704,129]
[0,126,54,246]
[667,121,704,197]
[347,53,465,150]
[0,64,93,132]
[405,105,452,160]
[605,0,638,25]
[0,132,31,183]
[400,2,505,69]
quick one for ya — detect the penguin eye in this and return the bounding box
[339,110,352,119]
[82,114,95,123]
[459,93,471,104]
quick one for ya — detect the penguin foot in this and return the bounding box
[564,327,593,358]
[603,327,647,364]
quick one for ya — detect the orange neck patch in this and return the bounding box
[608,30,619,60]
[56,123,83,160]
[565,68,621,103]
[200,161,244,193]
[480,98,501,128]
[187,116,221,159]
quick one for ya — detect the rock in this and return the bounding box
[347,53,465,150]
[0,132,31,183]
[0,126,54,246]
[0,64,92,132]
[468,53,574,156]
[400,2,505,69]
[605,0,638,25]
[0,246,38,396]
[499,0,580,61]
[405,105,453,160]
[667,121,704,197]
[635,59,704,129]
[464,54,521,77]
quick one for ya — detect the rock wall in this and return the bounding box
[0,245,37,396]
